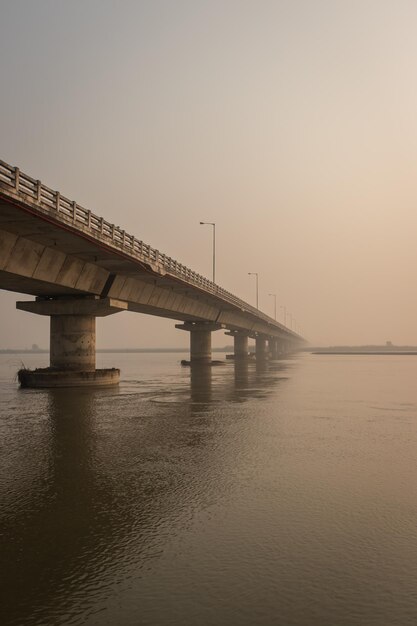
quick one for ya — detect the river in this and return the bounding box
[1,352,417,625]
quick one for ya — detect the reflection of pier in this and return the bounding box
[1,355,294,625]
[189,355,290,409]
[190,364,213,409]
[1,388,123,625]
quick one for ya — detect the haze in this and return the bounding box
[1,0,417,349]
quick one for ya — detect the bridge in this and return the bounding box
[0,159,303,387]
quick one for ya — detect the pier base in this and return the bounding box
[16,297,126,388]
[18,368,120,388]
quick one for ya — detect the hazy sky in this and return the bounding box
[1,0,417,348]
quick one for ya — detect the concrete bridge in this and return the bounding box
[0,159,304,387]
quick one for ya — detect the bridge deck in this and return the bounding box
[0,159,300,339]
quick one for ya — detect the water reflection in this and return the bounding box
[1,356,292,626]
[234,359,250,390]
[189,364,212,410]
[255,357,268,376]
[1,389,112,625]
[187,357,290,407]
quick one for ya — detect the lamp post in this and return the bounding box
[268,293,277,320]
[248,272,259,309]
[199,221,216,283]
[280,305,287,326]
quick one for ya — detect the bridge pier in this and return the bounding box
[225,330,249,359]
[268,337,280,360]
[50,315,96,371]
[283,341,293,355]
[16,297,127,388]
[255,335,268,360]
[176,321,224,364]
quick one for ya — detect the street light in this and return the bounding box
[268,293,277,320]
[199,221,216,283]
[248,272,259,309]
[280,305,287,326]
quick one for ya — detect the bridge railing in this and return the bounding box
[0,159,297,336]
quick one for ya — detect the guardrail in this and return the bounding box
[0,159,296,336]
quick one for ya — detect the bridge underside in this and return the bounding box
[0,213,291,337]
[1,183,302,387]
[0,269,84,297]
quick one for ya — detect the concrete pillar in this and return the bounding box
[16,297,127,387]
[224,330,249,359]
[190,326,212,363]
[50,315,96,371]
[268,337,279,360]
[234,333,249,359]
[256,335,268,359]
[175,321,225,364]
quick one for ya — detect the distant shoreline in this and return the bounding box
[313,351,417,355]
[0,347,231,355]
[312,345,417,355]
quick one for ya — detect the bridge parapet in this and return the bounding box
[0,159,300,341]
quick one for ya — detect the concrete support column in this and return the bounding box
[234,333,249,359]
[256,335,268,359]
[224,330,249,359]
[50,315,96,371]
[268,337,279,360]
[16,297,127,388]
[176,321,225,364]
[190,327,212,363]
